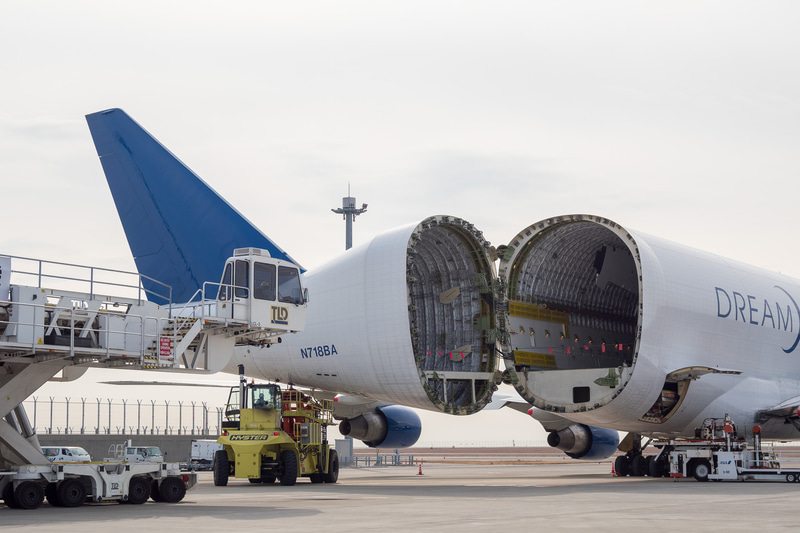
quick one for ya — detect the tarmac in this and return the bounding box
[3,454,800,532]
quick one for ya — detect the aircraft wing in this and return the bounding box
[759,397,800,420]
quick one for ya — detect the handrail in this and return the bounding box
[1,254,172,306]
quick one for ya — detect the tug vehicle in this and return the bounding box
[650,415,800,483]
[214,365,338,486]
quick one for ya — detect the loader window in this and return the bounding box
[218,263,232,300]
[278,267,303,304]
[234,260,249,298]
[250,385,281,411]
[254,262,276,301]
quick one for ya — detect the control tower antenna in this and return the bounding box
[331,184,367,250]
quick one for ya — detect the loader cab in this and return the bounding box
[216,248,307,332]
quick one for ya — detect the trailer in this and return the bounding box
[656,415,800,482]
[1,461,196,509]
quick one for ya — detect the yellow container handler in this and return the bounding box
[214,365,338,486]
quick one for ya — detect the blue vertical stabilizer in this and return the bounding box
[86,108,300,304]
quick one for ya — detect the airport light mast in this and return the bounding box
[331,187,367,250]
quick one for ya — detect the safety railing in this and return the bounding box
[171,282,252,324]
[1,254,171,306]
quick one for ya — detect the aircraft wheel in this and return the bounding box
[15,481,44,510]
[58,479,86,507]
[323,450,339,484]
[630,455,647,477]
[647,456,663,478]
[614,455,629,477]
[693,459,711,482]
[159,477,186,503]
[279,450,298,486]
[213,449,229,487]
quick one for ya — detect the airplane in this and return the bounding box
[84,108,540,451]
[497,215,800,475]
[91,109,800,473]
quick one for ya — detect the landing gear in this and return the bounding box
[614,455,629,477]
[614,433,667,478]
[647,455,664,478]
[630,455,647,477]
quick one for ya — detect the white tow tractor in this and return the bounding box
[654,415,800,483]
[0,248,307,509]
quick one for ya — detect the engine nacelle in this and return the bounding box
[547,424,619,460]
[339,405,422,448]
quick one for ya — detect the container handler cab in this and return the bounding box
[214,365,338,486]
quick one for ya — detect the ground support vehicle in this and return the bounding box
[189,440,223,470]
[652,415,800,482]
[0,461,196,509]
[1,249,307,509]
[214,365,339,486]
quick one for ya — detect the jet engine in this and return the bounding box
[546,424,619,460]
[338,405,422,448]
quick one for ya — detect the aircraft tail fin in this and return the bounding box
[85,108,300,304]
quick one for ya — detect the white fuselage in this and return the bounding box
[501,215,800,439]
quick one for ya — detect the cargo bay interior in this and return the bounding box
[502,220,641,409]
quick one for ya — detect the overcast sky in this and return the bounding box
[2,1,799,445]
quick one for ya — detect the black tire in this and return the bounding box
[15,481,44,510]
[262,476,276,484]
[614,455,629,477]
[159,477,187,503]
[127,477,150,505]
[693,459,711,482]
[646,456,663,478]
[3,482,20,508]
[58,479,86,507]
[213,449,230,487]
[150,479,163,502]
[45,483,62,507]
[630,455,647,477]
[279,450,298,486]
[323,450,339,484]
